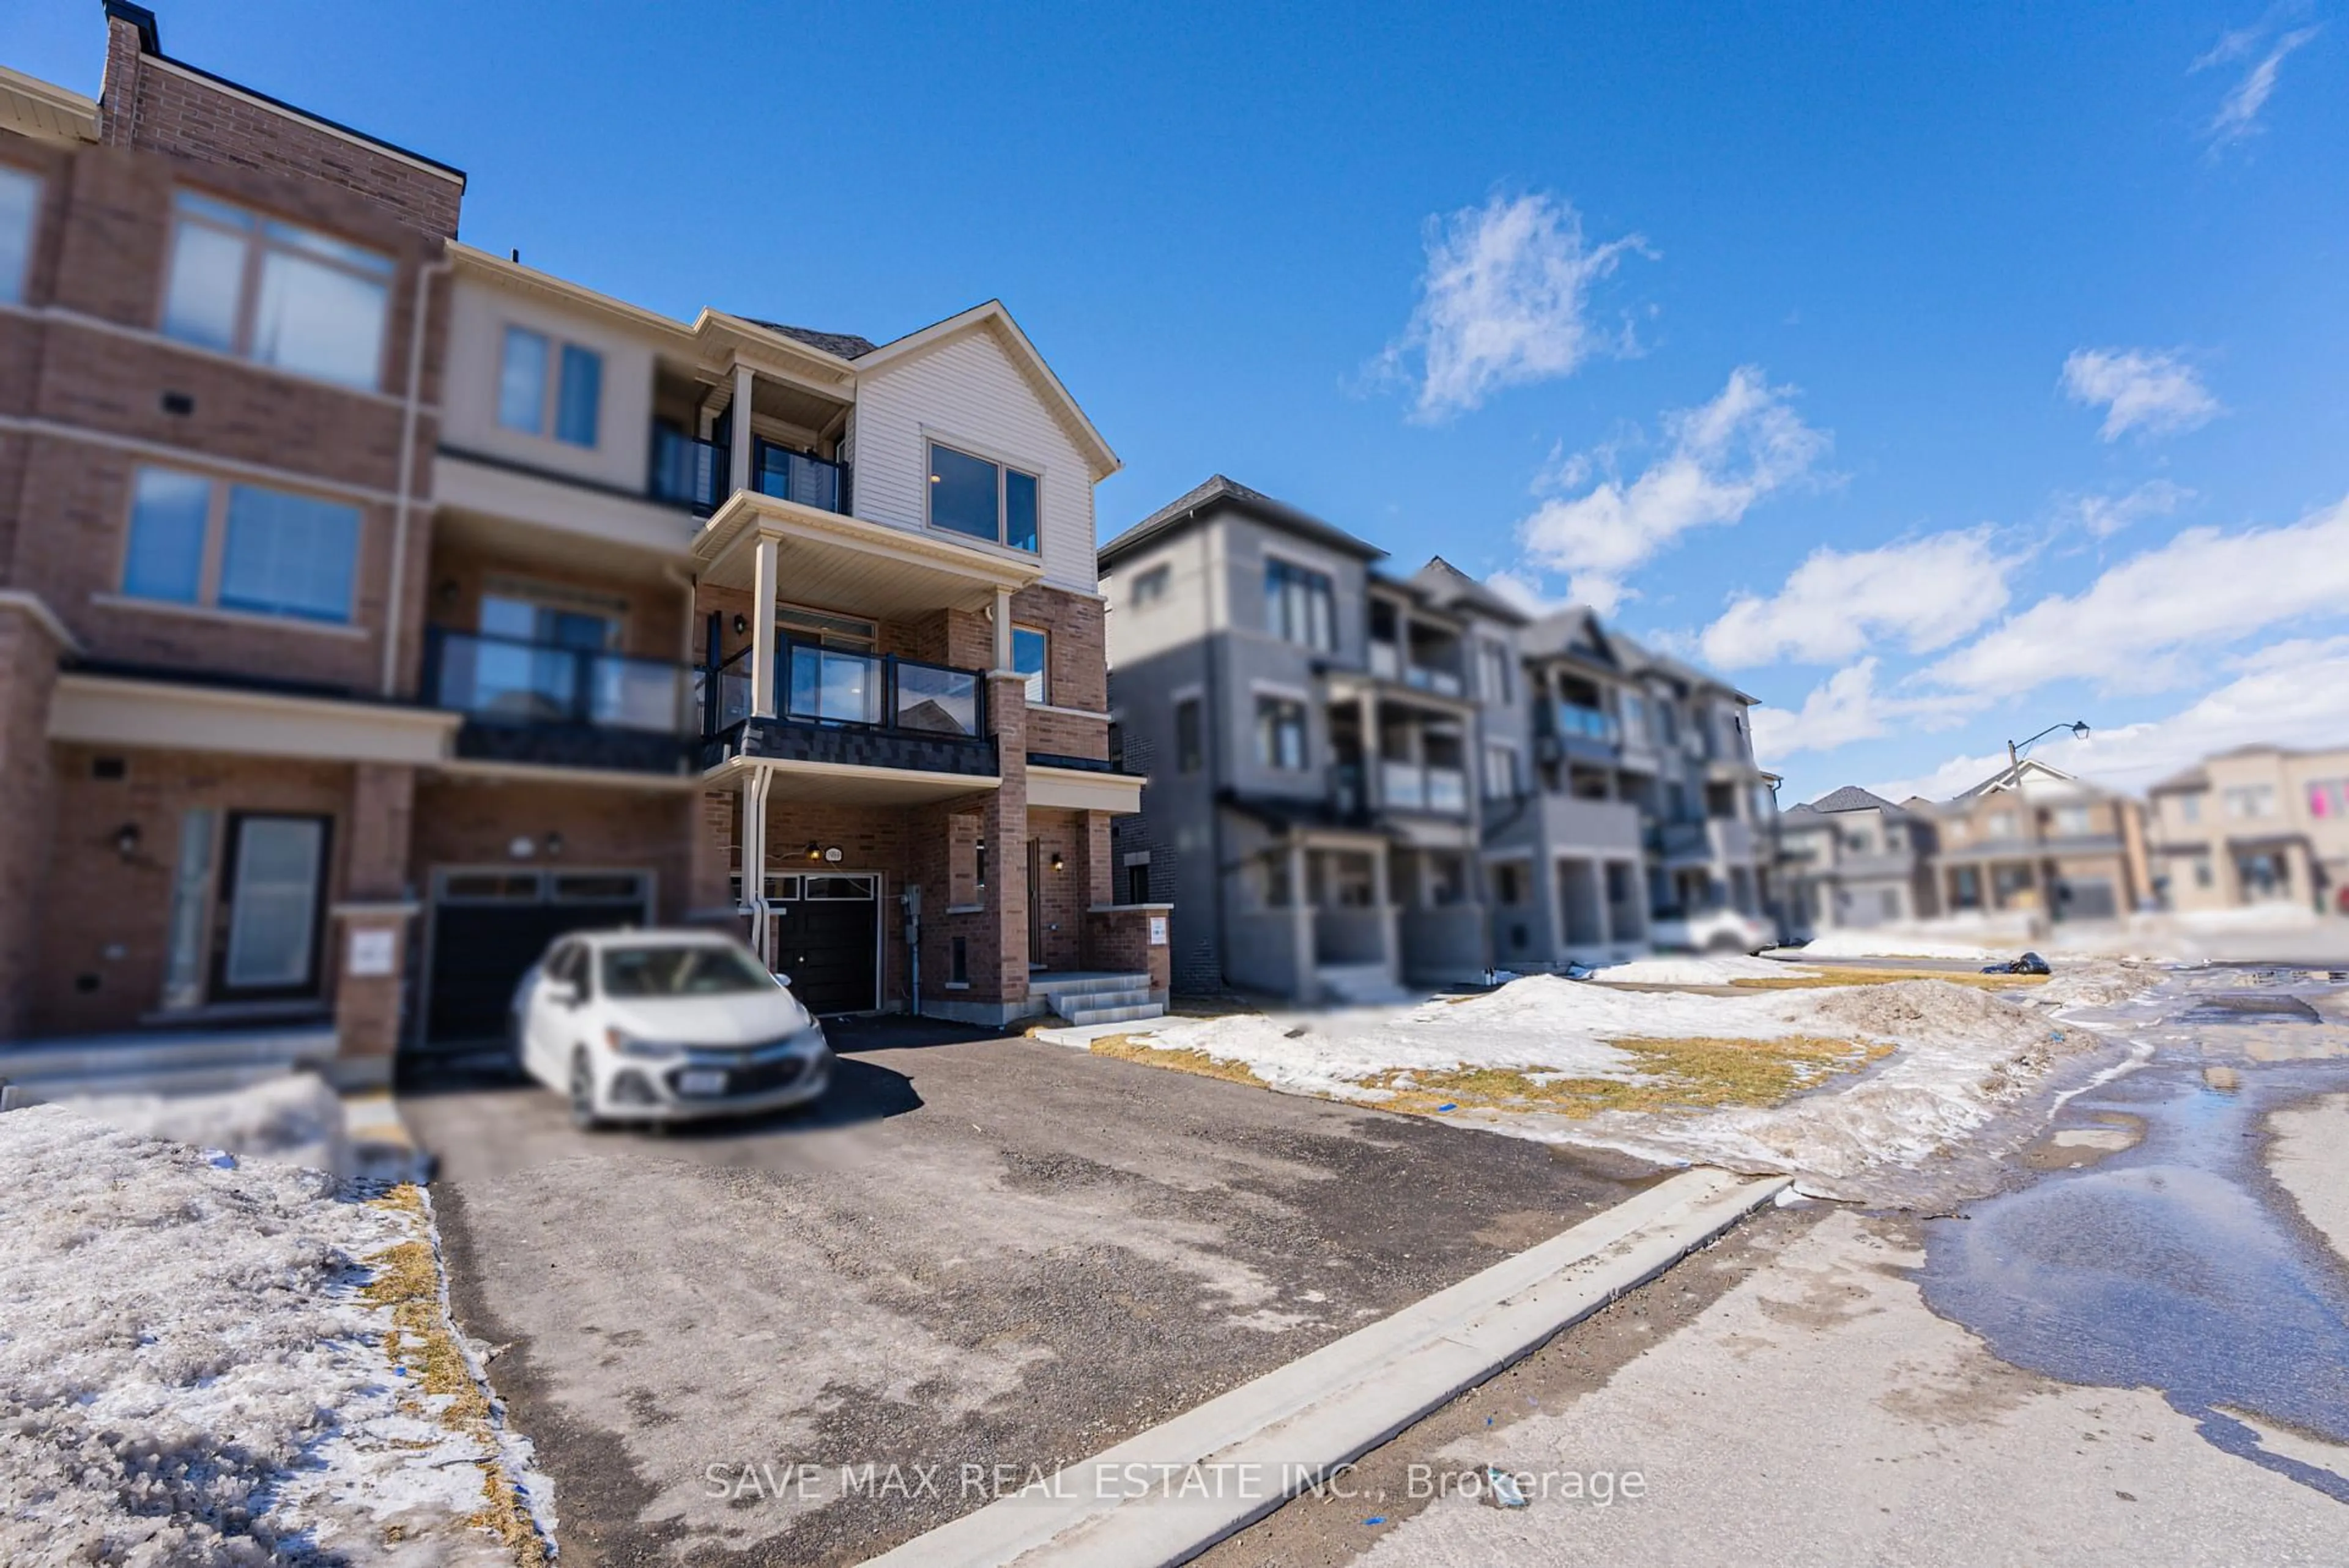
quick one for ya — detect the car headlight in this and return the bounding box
[605,1028,683,1060]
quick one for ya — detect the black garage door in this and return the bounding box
[425,870,650,1047]
[766,873,880,1015]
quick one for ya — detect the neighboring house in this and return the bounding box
[0,7,1154,1089]
[1775,786,1939,941]
[1924,759,2149,922]
[2145,744,2349,914]
[1100,476,1780,1000]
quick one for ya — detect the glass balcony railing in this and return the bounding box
[647,429,850,516]
[649,427,725,511]
[753,440,846,514]
[1551,702,1622,745]
[1425,766,1467,813]
[703,641,986,742]
[426,627,690,733]
[1382,759,1426,810]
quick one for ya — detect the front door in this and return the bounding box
[764,873,880,1013]
[212,813,331,1000]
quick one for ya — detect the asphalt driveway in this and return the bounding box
[403,1019,1658,1566]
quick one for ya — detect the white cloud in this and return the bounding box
[2065,479,2192,539]
[1481,568,1570,616]
[1516,366,1830,613]
[1923,494,2349,697]
[1701,528,2012,669]
[1872,640,2349,802]
[2061,348,2221,442]
[1749,660,1981,762]
[1376,193,1648,421]
[2197,20,2321,146]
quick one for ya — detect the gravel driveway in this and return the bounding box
[401,1018,1655,1566]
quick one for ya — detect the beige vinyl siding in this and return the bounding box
[442,276,661,494]
[850,324,1097,593]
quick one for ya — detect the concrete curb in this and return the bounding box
[859,1166,1788,1567]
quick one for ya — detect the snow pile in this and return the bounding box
[1127,971,2099,1189]
[0,1106,522,1566]
[59,1071,352,1177]
[1794,930,1998,960]
[1590,954,1819,985]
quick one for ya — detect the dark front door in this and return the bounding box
[424,870,648,1047]
[770,875,880,1013]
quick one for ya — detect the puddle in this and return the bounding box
[2175,993,2323,1026]
[1918,967,2349,1501]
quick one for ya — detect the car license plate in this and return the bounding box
[678,1069,727,1096]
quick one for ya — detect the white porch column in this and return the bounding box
[749,535,779,718]
[1371,843,1398,982]
[993,586,1015,672]
[1287,841,1313,999]
[729,364,755,497]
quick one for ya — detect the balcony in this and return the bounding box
[702,640,997,784]
[423,627,693,774]
[1551,703,1621,745]
[1542,794,1644,854]
[1379,760,1468,815]
[1366,639,1464,697]
[649,428,848,517]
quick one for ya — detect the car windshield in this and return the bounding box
[599,944,774,998]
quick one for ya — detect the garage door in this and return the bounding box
[2057,878,2118,921]
[764,873,880,1015]
[425,869,650,1046]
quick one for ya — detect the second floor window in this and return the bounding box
[1012,626,1049,705]
[499,327,603,446]
[1174,697,1203,773]
[2223,784,2276,819]
[1255,696,1308,772]
[0,164,38,306]
[122,465,360,624]
[1264,558,1334,651]
[2309,780,2348,818]
[2050,804,2093,835]
[1483,742,1518,799]
[2178,793,2202,824]
[161,191,393,391]
[1131,563,1171,607]
[1478,640,1513,704]
[929,442,1040,552]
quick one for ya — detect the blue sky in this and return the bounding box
[9,1,2346,802]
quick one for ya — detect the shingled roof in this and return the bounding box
[1808,785,1899,813]
[1100,475,1385,570]
[742,320,880,360]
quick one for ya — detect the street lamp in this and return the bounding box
[2003,720,2088,929]
[2006,720,2089,780]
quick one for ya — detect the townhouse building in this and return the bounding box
[2145,744,2349,914]
[1921,759,2149,922]
[1,6,1157,1085]
[1774,786,1939,942]
[1100,476,1779,1001]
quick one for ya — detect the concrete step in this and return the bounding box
[0,1024,335,1084]
[1063,1002,1167,1027]
[1053,986,1151,1016]
[6,1060,308,1103]
[1033,971,1154,1000]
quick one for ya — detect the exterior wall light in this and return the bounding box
[114,823,141,859]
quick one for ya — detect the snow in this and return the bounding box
[0,1106,526,1566]
[1589,955,1820,985]
[1792,930,2000,960]
[58,1072,353,1178]
[1118,969,2121,1191]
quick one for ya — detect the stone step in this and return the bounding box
[1063,1002,1167,1027]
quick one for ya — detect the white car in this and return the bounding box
[511,930,833,1129]
[1649,908,1778,955]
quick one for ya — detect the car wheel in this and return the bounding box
[569,1051,604,1133]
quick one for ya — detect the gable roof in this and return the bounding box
[1809,785,1899,814]
[848,300,1120,479]
[1952,755,2094,801]
[1406,557,1532,626]
[1100,476,1386,570]
[1520,606,1621,666]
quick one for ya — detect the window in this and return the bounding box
[1012,626,1048,705]
[161,191,393,390]
[2309,779,2348,819]
[1987,810,2017,838]
[2191,855,2214,889]
[1255,695,1308,771]
[1478,640,1513,704]
[1493,862,1524,906]
[122,465,360,624]
[1174,697,1202,774]
[927,442,1040,552]
[1130,564,1171,607]
[0,164,37,306]
[2051,804,2093,835]
[498,326,603,446]
[1483,742,1518,799]
[1620,692,1646,742]
[1264,558,1334,651]
[2178,792,2203,824]
[2222,785,2277,820]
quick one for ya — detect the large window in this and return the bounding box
[1264,558,1334,651]
[1478,640,1513,704]
[122,465,360,624]
[928,442,1040,552]
[1255,695,1308,772]
[1483,742,1519,800]
[498,325,602,446]
[0,164,38,306]
[161,191,392,390]
[2222,784,2277,820]
[1012,626,1048,705]
[1174,697,1203,774]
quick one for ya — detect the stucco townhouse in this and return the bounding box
[1921,758,2150,923]
[1099,476,1779,1002]
[2145,744,2349,915]
[1774,785,1940,941]
[0,4,1161,1090]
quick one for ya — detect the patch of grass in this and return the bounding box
[1089,1033,1268,1087]
[364,1184,549,1568]
[1361,1034,1892,1120]
[1730,967,2047,991]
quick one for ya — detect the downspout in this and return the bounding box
[384,253,454,697]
